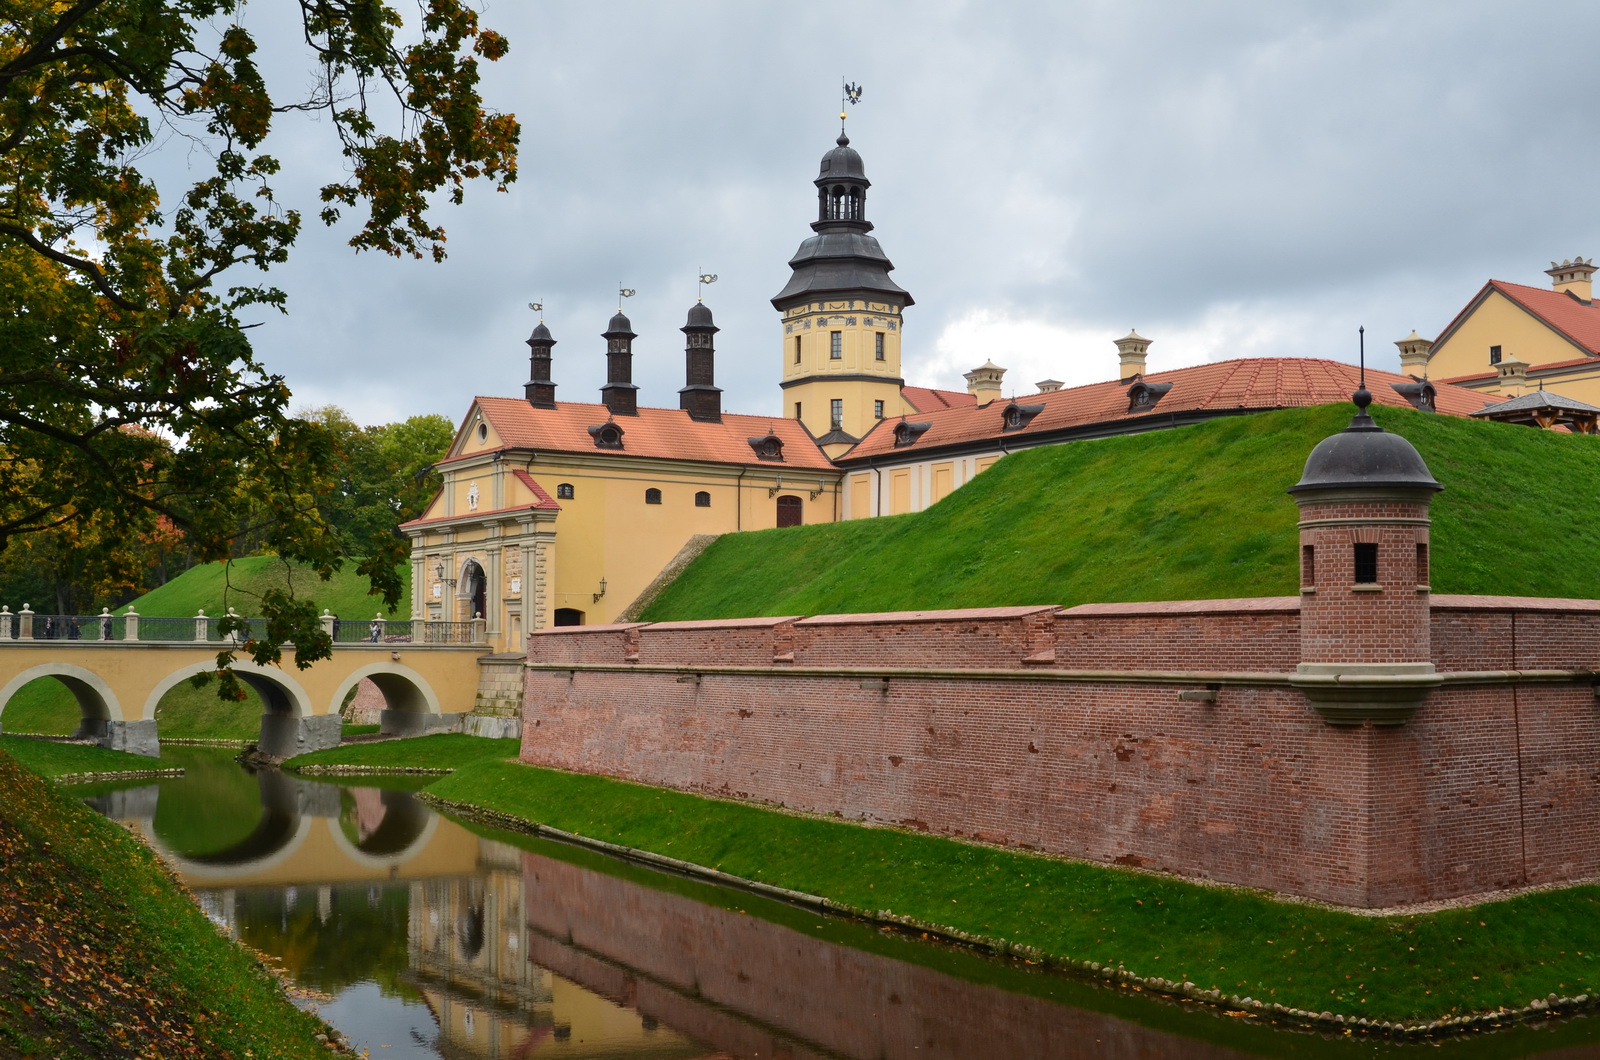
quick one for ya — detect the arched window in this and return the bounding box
[556,483,575,499]
[776,495,802,527]
[645,488,662,505]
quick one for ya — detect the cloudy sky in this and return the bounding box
[221,1,1600,426]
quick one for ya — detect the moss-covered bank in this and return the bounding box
[0,749,350,1059]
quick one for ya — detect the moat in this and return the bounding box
[82,747,1600,1059]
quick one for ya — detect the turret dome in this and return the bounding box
[817,132,867,182]
[1289,391,1442,495]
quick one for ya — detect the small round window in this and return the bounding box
[477,422,488,441]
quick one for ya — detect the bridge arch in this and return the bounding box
[0,662,120,738]
[142,661,315,722]
[331,661,443,736]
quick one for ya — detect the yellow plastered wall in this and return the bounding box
[780,297,908,441]
[1430,289,1591,384]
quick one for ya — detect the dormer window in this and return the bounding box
[588,422,625,450]
[1126,380,1174,413]
[893,421,932,447]
[746,432,785,462]
[1391,379,1437,413]
[1000,401,1045,433]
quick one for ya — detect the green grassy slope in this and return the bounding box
[642,403,1600,620]
[124,554,410,619]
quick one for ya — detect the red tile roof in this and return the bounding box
[1435,280,1600,358]
[456,397,835,470]
[511,469,563,510]
[842,357,1502,461]
[902,385,976,412]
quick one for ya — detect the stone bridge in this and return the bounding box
[0,632,491,757]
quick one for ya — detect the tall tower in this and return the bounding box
[772,130,913,450]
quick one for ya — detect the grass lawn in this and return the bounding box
[425,758,1600,1027]
[284,733,519,773]
[642,403,1600,620]
[121,554,411,621]
[0,737,169,780]
[0,749,340,1058]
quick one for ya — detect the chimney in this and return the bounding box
[1496,353,1529,395]
[600,310,639,416]
[1035,378,1064,393]
[524,321,557,408]
[1114,329,1151,381]
[679,301,722,422]
[963,360,1006,405]
[1394,330,1432,376]
[1547,257,1595,302]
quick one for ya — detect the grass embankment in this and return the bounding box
[285,733,519,774]
[642,403,1600,619]
[3,557,411,739]
[0,749,346,1059]
[0,736,179,781]
[424,758,1600,1029]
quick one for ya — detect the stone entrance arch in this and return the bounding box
[330,662,450,738]
[0,663,138,751]
[144,662,337,758]
[460,559,488,622]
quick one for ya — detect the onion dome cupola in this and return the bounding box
[524,320,557,409]
[600,310,639,416]
[679,301,722,423]
[771,133,912,309]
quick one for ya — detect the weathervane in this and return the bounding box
[527,299,544,321]
[841,79,862,133]
[697,271,717,300]
[617,284,635,310]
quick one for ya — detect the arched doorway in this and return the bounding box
[553,608,585,627]
[460,559,487,621]
[776,494,803,527]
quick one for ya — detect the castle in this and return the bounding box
[403,126,1507,649]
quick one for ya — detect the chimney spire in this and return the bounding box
[600,310,639,416]
[679,301,723,422]
[524,319,557,409]
[1114,329,1152,381]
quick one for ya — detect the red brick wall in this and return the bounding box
[522,602,1600,907]
[1297,498,1432,664]
[520,848,1255,1060]
[789,607,1060,669]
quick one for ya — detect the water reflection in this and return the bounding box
[86,751,1600,1059]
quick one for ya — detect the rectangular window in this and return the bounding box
[1416,542,1429,586]
[875,332,885,361]
[1489,344,1502,365]
[1353,542,1378,585]
[830,398,843,430]
[1301,544,1315,588]
[794,401,802,420]
[874,399,884,419]
[830,331,843,359]
[793,336,802,364]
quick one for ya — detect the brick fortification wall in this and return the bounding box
[521,598,1600,908]
[519,847,1255,1060]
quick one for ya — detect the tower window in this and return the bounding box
[830,398,843,431]
[1489,345,1502,365]
[830,331,843,360]
[874,399,885,419]
[794,336,802,364]
[1353,542,1378,585]
[1416,542,1429,586]
[695,490,711,507]
[556,483,575,499]
[794,401,802,420]
[1301,545,1315,588]
[875,333,885,361]
[644,488,662,505]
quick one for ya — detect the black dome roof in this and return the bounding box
[685,301,714,327]
[604,310,634,336]
[1289,392,1441,495]
[526,321,553,344]
[817,133,867,183]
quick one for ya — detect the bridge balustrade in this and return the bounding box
[0,606,487,647]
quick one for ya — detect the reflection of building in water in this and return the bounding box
[408,839,703,1059]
